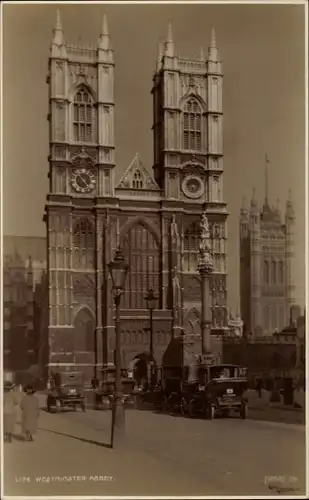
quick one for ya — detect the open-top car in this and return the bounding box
[46,371,86,412]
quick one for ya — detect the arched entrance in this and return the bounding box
[129,352,155,389]
[73,307,96,363]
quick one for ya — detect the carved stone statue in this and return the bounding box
[198,210,213,273]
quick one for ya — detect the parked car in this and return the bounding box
[188,364,248,419]
[46,371,85,412]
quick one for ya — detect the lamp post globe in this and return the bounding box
[108,247,129,293]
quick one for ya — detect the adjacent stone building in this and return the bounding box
[43,13,229,379]
[3,236,46,373]
[239,166,295,337]
[222,309,305,383]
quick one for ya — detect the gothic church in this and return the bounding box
[44,12,228,379]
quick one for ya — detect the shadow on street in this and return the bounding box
[38,427,112,449]
[41,408,84,414]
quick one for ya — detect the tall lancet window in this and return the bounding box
[279,261,284,284]
[73,86,95,143]
[121,223,159,309]
[183,221,200,272]
[271,261,276,284]
[73,218,95,269]
[183,98,202,151]
[132,170,144,189]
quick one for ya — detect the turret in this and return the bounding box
[50,10,67,59]
[208,27,218,61]
[207,27,222,75]
[285,189,295,311]
[249,188,261,336]
[240,196,249,239]
[249,188,260,232]
[97,14,113,63]
[156,41,163,73]
[164,22,174,58]
[285,189,295,228]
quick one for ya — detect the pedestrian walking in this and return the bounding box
[20,385,40,442]
[3,382,19,442]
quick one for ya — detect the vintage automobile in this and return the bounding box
[46,371,86,412]
[187,364,248,419]
[93,367,135,409]
[153,336,248,419]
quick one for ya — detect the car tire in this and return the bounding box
[55,400,61,413]
[188,399,197,418]
[81,402,86,412]
[180,397,187,416]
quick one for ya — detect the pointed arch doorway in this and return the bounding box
[73,307,96,365]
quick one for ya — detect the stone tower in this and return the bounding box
[151,25,228,339]
[239,159,296,336]
[44,11,115,375]
[44,16,229,380]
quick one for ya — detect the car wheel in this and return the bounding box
[55,400,61,413]
[180,397,187,416]
[81,402,86,412]
[188,399,197,418]
[240,404,248,419]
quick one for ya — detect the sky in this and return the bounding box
[2,2,306,311]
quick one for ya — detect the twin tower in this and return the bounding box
[48,10,224,198]
[45,10,227,372]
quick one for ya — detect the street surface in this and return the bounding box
[3,401,306,497]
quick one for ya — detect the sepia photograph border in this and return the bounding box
[0,0,308,498]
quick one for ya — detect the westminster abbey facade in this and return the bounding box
[44,13,228,376]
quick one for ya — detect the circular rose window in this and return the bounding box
[182,175,204,199]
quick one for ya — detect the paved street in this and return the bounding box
[3,403,306,497]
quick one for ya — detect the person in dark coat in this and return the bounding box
[20,386,40,441]
[3,382,19,442]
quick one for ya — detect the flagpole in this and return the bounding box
[265,154,270,205]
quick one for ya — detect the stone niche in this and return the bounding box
[183,275,201,302]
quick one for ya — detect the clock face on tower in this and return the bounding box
[71,168,96,193]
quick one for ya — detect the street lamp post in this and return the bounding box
[197,211,214,355]
[145,288,158,385]
[108,247,129,448]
